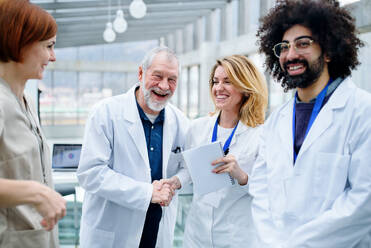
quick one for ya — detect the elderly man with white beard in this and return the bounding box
[77,46,190,248]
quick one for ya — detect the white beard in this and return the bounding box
[140,77,171,112]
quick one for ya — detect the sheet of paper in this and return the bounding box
[182,141,233,195]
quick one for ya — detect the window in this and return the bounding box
[39,40,157,128]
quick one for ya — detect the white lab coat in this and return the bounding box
[77,85,190,248]
[250,78,371,248]
[182,115,260,248]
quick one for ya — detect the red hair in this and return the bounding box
[0,0,57,62]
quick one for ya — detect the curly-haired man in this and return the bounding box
[249,0,371,247]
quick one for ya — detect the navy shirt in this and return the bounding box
[136,97,164,182]
[294,78,343,156]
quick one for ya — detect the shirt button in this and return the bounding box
[151,125,154,129]
[150,147,154,151]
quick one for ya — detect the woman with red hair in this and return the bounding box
[0,0,66,247]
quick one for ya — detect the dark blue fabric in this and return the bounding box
[294,78,342,156]
[136,98,164,181]
[139,203,162,248]
[135,91,164,248]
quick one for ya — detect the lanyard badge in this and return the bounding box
[292,78,333,163]
[212,116,239,155]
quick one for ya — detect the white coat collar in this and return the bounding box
[298,78,351,158]
[199,114,249,208]
[121,84,177,177]
[121,84,149,167]
[209,112,250,148]
[278,77,353,167]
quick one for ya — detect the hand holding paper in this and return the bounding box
[212,154,248,185]
[182,142,234,195]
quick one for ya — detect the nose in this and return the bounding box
[158,78,170,91]
[285,44,299,61]
[49,49,56,62]
[214,82,224,91]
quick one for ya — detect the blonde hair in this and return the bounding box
[209,55,268,127]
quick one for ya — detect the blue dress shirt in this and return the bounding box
[136,98,164,182]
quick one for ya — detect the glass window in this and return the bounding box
[39,40,159,128]
[78,45,104,61]
[39,70,54,126]
[103,72,126,96]
[53,71,78,125]
[180,68,189,114]
[55,47,78,61]
[127,72,138,90]
[78,72,102,125]
[171,83,180,107]
[188,65,200,119]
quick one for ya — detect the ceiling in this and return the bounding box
[32,0,229,48]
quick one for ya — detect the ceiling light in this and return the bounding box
[103,0,116,43]
[129,0,147,19]
[113,10,128,33]
[103,22,116,43]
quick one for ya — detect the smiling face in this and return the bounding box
[138,51,179,114]
[211,65,244,113]
[18,36,56,80]
[279,25,326,89]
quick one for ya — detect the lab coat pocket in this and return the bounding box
[314,152,350,202]
[166,152,183,178]
[80,221,115,248]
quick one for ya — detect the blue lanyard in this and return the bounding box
[293,78,333,163]
[212,116,239,154]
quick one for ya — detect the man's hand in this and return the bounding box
[31,182,67,231]
[161,176,181,191]
[151,180,175,207]
[211,154,248,185]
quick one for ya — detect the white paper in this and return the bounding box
[182,141,233,195]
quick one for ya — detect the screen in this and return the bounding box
[52,144,82,169]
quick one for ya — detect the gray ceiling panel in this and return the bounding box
[31,0,227,48]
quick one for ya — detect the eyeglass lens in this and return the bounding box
[274,37,313,57]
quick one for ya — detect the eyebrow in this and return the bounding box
[282,35,313,43]
[152,71,178,79]
[213,77,229,80]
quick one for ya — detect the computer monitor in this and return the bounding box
[52,144,82,171]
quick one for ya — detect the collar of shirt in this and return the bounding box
[134,87,165,181]
[296,77,344,104]
[135,88,165,123]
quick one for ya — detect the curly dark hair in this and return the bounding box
[257,0,364,91]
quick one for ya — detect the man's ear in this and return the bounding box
[324,54,331,63]
[138,66,143,82]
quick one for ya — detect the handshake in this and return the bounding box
[151,176,181,207]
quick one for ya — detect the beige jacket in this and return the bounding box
[0,78,58,248]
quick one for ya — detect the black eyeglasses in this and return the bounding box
[272,37,314,58]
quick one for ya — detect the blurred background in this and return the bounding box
[26,0,371,247]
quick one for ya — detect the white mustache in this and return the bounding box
[150,87,171,96]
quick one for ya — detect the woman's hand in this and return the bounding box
[31,182,67,231]
[211,154,248,185]
[0,179,67,231]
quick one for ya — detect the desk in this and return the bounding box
[53,171,78,185]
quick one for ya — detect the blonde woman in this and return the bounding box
[163,55,267,247]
